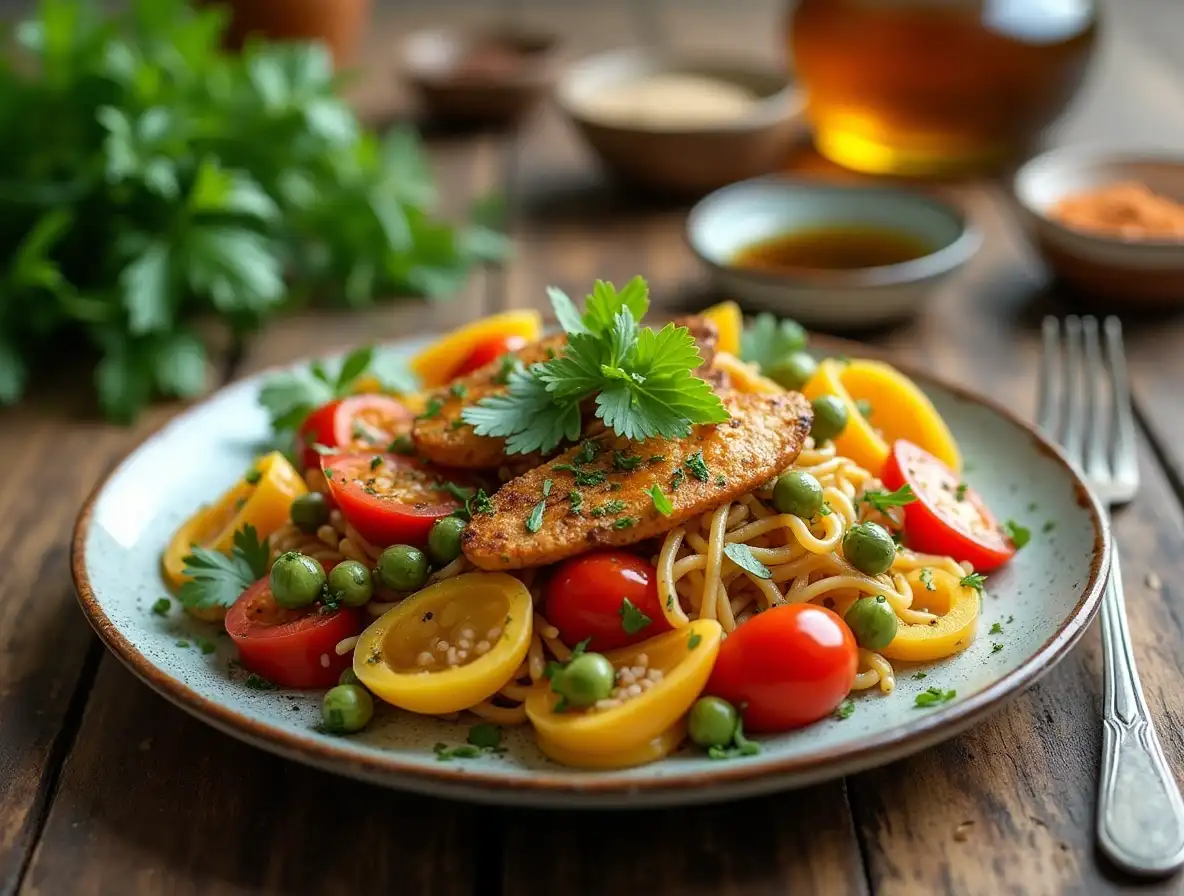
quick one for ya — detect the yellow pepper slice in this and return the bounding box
[410,311,543,388]
[535,721,687,769]
[526,619,722,756]
[879,568,979,662]
[804,358,961,474]
[711,352,784,395]
[162,451,306,590]
[353,573,532,715]
[702,301,743,356]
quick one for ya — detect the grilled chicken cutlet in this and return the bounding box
[412,316,720,471]
[462,390,812,570]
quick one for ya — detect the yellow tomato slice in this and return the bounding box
[410,311,543,388]
[162,451,306,590]
[711,352,785,395]
[702,301,743,356]
[353,573,532,715]
[535,721,687,769]
[804,358,961,474]
[526,619,722,755]
[879,568,979,662]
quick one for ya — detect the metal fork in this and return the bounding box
[1040,315,1184,876]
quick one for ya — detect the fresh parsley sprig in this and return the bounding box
[862,484,916,514]
[462,278,730,455]
[177,525,269,611]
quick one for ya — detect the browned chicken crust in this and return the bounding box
[461,390,812,571]
[412,316,719,471]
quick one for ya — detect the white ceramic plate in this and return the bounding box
[73,336,1108,808]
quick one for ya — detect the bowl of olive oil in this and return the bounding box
[686,177,980,329]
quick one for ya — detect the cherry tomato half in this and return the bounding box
[225,578,363,689]
[706,604,857,733]
[322,452,467,547]
[452,334,528,379]
[544,551,673,652]
[881,440,1015,571]
[295,395,413,470]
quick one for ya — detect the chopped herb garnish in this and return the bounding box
[992,642,1004,653]
[469,489,495,516]
[612,451,643,472]
[151,597,171,616]
[714,474,727,487]
[417,396,444,420]
[954,482,968,501]
[684,451,710,482]
[526,480,553,533]
[175,639,190,648]
[244,468,262,485]
[915,687,956,708]
[648,484,673,516]
[590,499,627,517]
[450,382,468,399]
[688,632,702,650]
[723,543,772,580]
[863,484,916,513]
[437,480,477,504]
[919,568,935,591]
[648,455,666,464]
[323,468,335,478]
[1043,520,1056,533]
[244,673,278,691]
[670,468,685,491]
[433,743,480,761]
[959,572,987,592]
[574,440,602,465]
[706,721,761,760]
[466,723,504,752]
[989,622,1003,635]
[450,419,466,430]
[177,525,269,611]
[1006,614,1014,624]
[612,516,638,530]
[619,598,652,635]
[388,434,415,455]
[1003,520,1031,549]
[912,672,928,680]
[571,468,607,487]
[1027,501,1038,513]
[567,490,584,515]
[199,639,217,655]
[835,698,855,720]
[370,455,383,471]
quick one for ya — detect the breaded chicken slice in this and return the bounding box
[461,390,812,570]
[412,316,719,471]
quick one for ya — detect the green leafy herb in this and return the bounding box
[570,468,607,488]
[648,455,667,464]
[688,632,702,650]
[437,481,477,504]
[612,451,643,472]
[1003,520,1031,549]
[175,640,190,649]
[714,474,727,487]
[684,451,711,483]
[723,543,773,580]
[450,382,468,399]
[912,672,928,681]
[177,525,269,610]
[706,721,761,761]
[1043,520,1056,533]
[462,279,729,454]
[433,743,480,761]
[992,643,1004,653]
[919,568,935,591]
[526,479,553,533]
[619,598,652,635]
[567,490,584,515]
[244,673,278,691]
[954,482,969,501]
[1006,614,1014,624]
[835,699,855,720]
[740,313,808,371]
[862,484,916,513]
[389,434,415,455]
[574,440,602,465]
[612,516,638,530]
[670,468,685,491]
[466,723,504,752]
[151,597,171,616]
[959,572,987,592]
[915,687,956,708]
[590,499,627,518]
[370,455,383,471]
[989,622,1003,635]
[492,354,522,386]
[648,484,673,516]
[819,503,832,517]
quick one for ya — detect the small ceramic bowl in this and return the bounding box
[402,28,558,126]
[555,48,807,197]
[1013,148,1184,308]
[686,177,981,329]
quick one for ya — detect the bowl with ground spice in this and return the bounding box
[1014,148,1184,307]
[556,48,807,197]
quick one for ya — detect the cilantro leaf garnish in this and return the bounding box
[919,568,935,591]
[1003,519,1031,549]
[740,313,808,371]
[567,490,584,515]
[915,687,956,708]
[177,524,269,610]
[835,699,855,720]
[590,499,627,518]
[723,543,772,580]
[462,278,728,454]
[648,484,673,516]
[959,572,987,592]
[619,598,652,635]
[862,484,916,513]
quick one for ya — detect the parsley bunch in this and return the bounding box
[0,0,505,422]
[462,278,729,454]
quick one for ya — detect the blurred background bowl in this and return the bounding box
[1014,148,1184,308]
[687,177,980,329]
[555,48,807,198]
[402,27,558,127]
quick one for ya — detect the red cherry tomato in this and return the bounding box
[295,395,413,470]
[452,334,528,379]
[225,578,363,689]
[881,440,1016,571]
[544,551,673,652]
[707,604,857,733]
[322,452,467,547]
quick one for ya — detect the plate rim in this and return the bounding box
[70,333,1111,804]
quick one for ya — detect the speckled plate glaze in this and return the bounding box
[72,336,1109,808]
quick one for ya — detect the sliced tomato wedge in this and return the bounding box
[322,452,468,547]
[225,578,363,689]
[452,334,529,379]
[295,395,413,470]
[881,440,1016,571]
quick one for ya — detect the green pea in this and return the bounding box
[552,653,615,708]
[327,559,373,607]
[765,352,818,391]
[269,552,326,608]
[290,492,330,534]
[377,544,429,592]
[688,696,739,748]
[842,521,896,577]
[428,516,467,566]
[844,595,899,650]
[322,684,373,734]
[772,471,824,518]
[338,668,361,686]
[810,395,849,444]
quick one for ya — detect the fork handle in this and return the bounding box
[1097,548,1184,876]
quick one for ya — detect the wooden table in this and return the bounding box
[5,1,1184,893]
